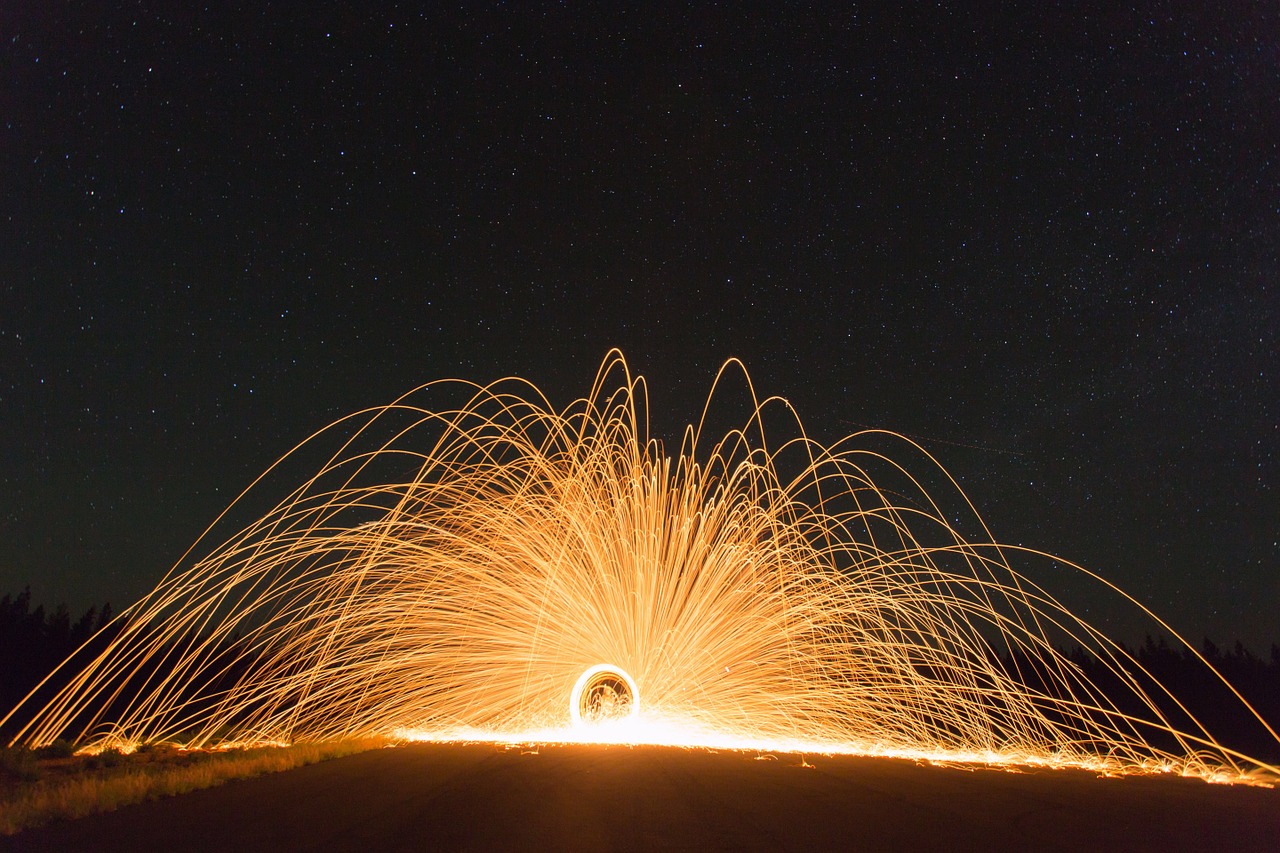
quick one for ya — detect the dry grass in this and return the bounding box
[0,738,385,836]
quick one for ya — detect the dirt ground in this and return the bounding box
[3,741,1278,852]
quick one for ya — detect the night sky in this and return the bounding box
[3,3,1277,649]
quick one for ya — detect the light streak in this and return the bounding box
[3,351,1276,784]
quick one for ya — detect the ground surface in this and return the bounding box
[3,742,1278,851]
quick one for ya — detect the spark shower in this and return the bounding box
[4,352,1277,782]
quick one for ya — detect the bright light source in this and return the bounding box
[570,664,639,727]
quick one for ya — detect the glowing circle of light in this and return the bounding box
[570,664,639,727]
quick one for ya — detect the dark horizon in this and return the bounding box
[3,3,1276,650]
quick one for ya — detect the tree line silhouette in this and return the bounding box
[1,589,116,727]
[1,588,1278,764]
[1001,634,1280,765]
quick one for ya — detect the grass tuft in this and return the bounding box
[0,738,385,835]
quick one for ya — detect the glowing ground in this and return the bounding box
[5,742,1278,853]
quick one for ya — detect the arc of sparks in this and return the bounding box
[4,351,1276,784]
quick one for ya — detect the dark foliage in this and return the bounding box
[0,590,260,746]
[0,745,43,783]
[996,634,1280,766]
[0,589,115,743]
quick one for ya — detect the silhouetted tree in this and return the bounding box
[0,589,116,741]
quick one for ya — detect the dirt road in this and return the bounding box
[4,742,1278,851]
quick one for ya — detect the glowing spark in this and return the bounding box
[2,351,1276,785]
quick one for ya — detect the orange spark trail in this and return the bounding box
[4,351,1276,785]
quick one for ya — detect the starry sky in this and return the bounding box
[2,3,1277,648]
